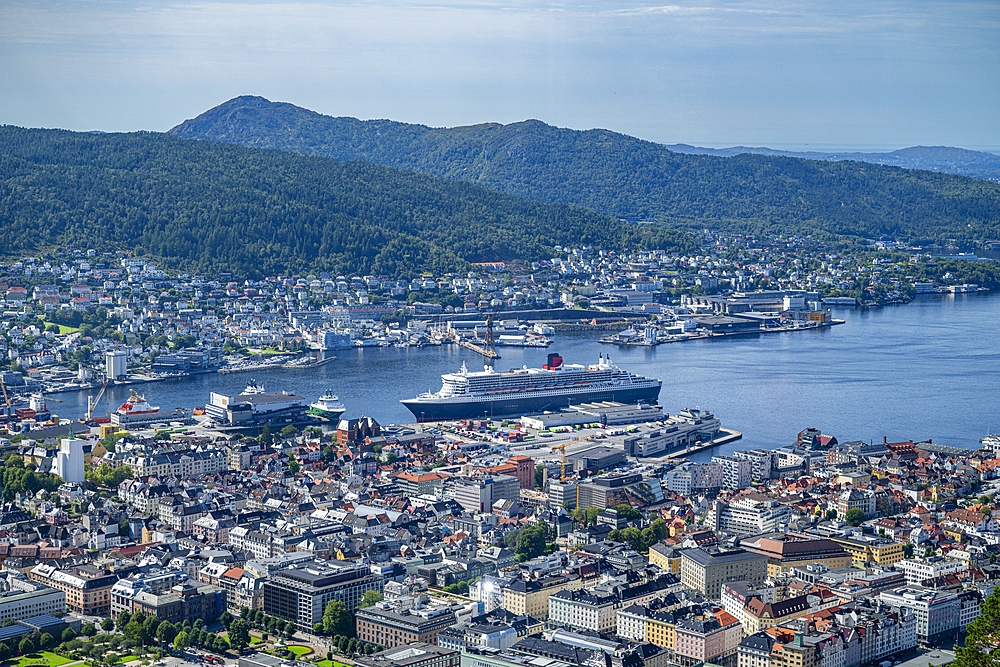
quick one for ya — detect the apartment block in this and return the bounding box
[29,563,116,616]
[895,557,966,587]
[500,575,585,620]
[878,587,959,644]
[711,455,752,491]
[356,598,456,649]
[679,548,768,600]
[547,589,619,634]
[0,575,65,622]
[262,562,383,630]
[707,498,793,537]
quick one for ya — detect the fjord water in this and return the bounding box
[54,293,1000,459]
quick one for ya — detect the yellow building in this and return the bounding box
[501,574,585,620]
[649,542,682,573]
[647,612,676,650]
[829,536,906,567]
[772,632,820,667]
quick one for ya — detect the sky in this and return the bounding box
[2,0,998,150]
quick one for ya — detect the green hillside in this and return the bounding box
[0,126,695,277]
[170,96,1000,244]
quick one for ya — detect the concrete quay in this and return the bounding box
[664,427,743,459]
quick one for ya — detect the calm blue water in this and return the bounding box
[48,293,1000,459]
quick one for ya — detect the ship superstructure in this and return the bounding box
[308,390,346,421]
[110,390,188,427]
[401,353,661,422]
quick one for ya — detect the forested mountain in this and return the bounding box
[170,96,1000,245]
[0,126,694,277]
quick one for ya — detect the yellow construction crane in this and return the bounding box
[550,433,594,482]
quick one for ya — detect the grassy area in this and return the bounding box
[10,652,75,667]
[285,646,312,657]
[315,661,352,667]
[111,656,140,664]
[250,636,263,645]
[41,321,79,334]
[254,348,289,356]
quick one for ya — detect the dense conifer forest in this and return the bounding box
[0,126,695,276]
[170,96,1000,246]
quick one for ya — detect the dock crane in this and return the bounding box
[0,378,11,420]
[484,302,501,359]
[550,433,594,482]
[86,380,109,422]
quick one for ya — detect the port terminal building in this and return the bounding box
[615,409,722,457]
[206,389,308,426]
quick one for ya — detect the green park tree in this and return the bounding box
[954,587,1000,667]
[174,631,188,652]
[844,507,865,526]
[613,504,641,522]
[156,621,178,646]
[124,620,145,645]
[323,600,352,637]
[143,615,161,642]
[361,590,384,607]
[515,524,547,560]
[227,619,251,652]
[19,637,34,654]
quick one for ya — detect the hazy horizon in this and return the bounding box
[2,1,997,150]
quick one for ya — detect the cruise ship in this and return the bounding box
[401,353,661,422]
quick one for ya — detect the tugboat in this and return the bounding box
[307,390,346,421]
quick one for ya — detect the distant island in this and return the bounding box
[664,143,1000,183]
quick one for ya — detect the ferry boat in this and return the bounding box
[308,390,346,421]
[110,390,188,427]
[401,352,661,422]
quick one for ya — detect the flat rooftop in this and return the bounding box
[893,650,954,667]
